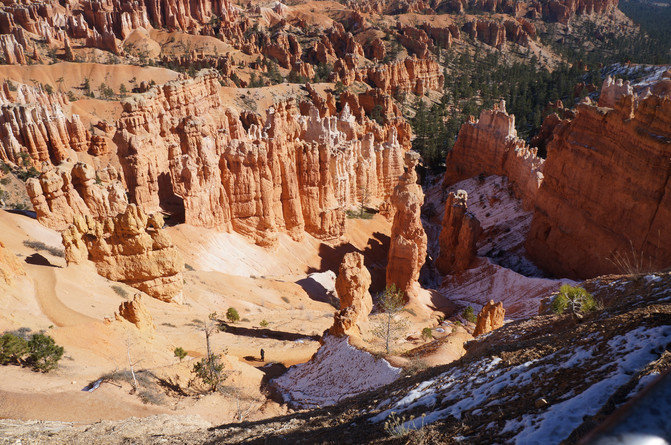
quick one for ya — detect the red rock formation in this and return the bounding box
[397,25,433,58]
[0,81,95,166]
[62,204,184,302]
[473,300,505,336]
[114,71,406,245]
[443,101,543,210]
[0,240,25,285]
[330,252,373,337]
[115,294,156,331]
[526,78,671,279]
[436,190,482,274]
[364,57,444,96]
[0,34,25,64]
[386,151,427,301]
[26,162,128,231]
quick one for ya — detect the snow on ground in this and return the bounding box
[602,63,671,90]
[371,324,671,444]
[425,175,545,277]
[271,335,401,409]
[437,258,574,318]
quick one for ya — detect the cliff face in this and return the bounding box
[443,101,544,210]
[62,204,184,302]
[386,151,427,301]
[526,76,671,279]
[114,71,406,245]
[0,82,93,166]
[26,162,128,231]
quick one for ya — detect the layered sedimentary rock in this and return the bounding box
[0,240,25,284]
[115,294,156,331]
[472,300,505,336]
[526,77,671,279]
[386,151,427,301]
[463,18,534,48]
[62,204,184,302]
[439,0,617,23]
[26,162,128,231]
[114,71,406,245]
[330,252,373,337]
[436,190,482,275]
[0,81,96,166]
[443,101,544,210]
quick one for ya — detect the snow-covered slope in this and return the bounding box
[271,335,401,409]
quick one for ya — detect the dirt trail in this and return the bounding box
[27,265,99,328]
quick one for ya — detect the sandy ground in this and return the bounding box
[0,209,431,425]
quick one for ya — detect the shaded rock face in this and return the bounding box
[386,151,427,301]
[115,294,156,331]
[26,162,128,231]
[0,240,25,284]
[330,252,373,337]
[114,71,406,246]
[436,190,482,275]
[473,300,505,336]
[443,100,543,210]
[62,204,184,302]
[526,77,671,279]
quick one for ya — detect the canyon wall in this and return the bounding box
[114,70,406,245]
[526,74,671,279]
[443,101,544,210]
[0,82,95,166]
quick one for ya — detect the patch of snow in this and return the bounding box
[272,335,401,409]
[645,275,662,283]
[438,258,574,318]
[371,324,671,445]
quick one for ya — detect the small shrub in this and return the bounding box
[193,354,226,392]
[0,333,28,365]
[551,285,597,316]
[463,306,477,323]
[138,388,165,405]
[111,285,129,299]
[281,296,290,304]
[174,347,187,361]
[184,263,195,271]
[259,319,268,327]
[22,240,64,257]
[24,333,64,372]
[421,327,433,341]
[346,209,374,219]
[226,307,240,323]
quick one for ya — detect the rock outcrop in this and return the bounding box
[386,151,427,301]
[436,190,482,275]
[473,300,505,336]
[0,240,25,284]
[115,294,156,331]
[330,252,373,337]
[0,81,96,167]
[526,77,671,279]
[26,162,128,231]
[61,204,184,302]
[443,101,543,210]
[114,71,406,246]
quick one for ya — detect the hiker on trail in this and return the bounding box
[260,348,265,361]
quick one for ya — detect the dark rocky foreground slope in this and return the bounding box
[2,271,670,445]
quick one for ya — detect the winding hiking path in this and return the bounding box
[26,265,99,327]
